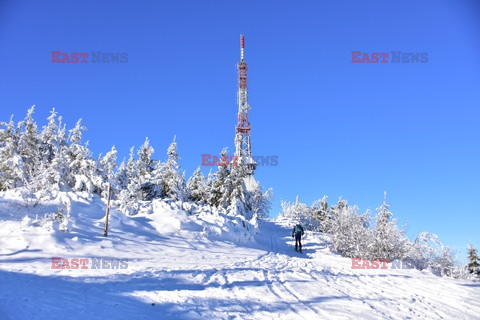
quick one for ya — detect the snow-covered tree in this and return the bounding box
[187,167,208,202]
[99,146,117,198]
[312,195,329,231]
[208,148,231,207]
[65,119,102,194]
[408,232,455,276]
[136,138,162,201]
[17,106,40,181]
[372,193,409,260]
[115,160,129,192]
[118,147,140,215]
[0,115,24,190]
[137,138,154,181]
[329,199,372,258]
[250,183,273,219]
[467,243,480,276]
[280,196,318,229]
[225,163,249,215]
[160,137,186,200]
[33,111,69,194]
[100,146,117,183]
[39,108,59,163]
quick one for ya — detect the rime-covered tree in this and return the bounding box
[208,148,230,207]
[373,192,408,260]
[17,106,40,181]
[39,109,59,163]
[136,138,162,201]
[118,147,140,215]
[329,199,372,258]
[250,183,273,220]
[137,138,154,181]
[33,110,69,194]
[99,146,117,198]
[408,232,455,276]
[312,195,329,231]
[467,243,480,276]
[115,160,128,192]
[0,115,24,190]
[161,137,185,200]
[64,119,102,194]
[100,146,118,182]
[280,196,316,228]
[225,162,247,209]
[187,167,208,202]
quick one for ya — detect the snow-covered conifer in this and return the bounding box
[0,115,24,190]
[187,167,208,202]
[372,192,408,260]
[100,146,117,198]
[17,106,40,182]
[208,148,230,207]
[467,243,480,276]
[250,183,273,219]
[160,137,186,200]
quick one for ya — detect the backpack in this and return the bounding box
[295,225,302,233]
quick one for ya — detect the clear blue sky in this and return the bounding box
[1,0,479,262]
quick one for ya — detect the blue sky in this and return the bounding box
[1,0,479,262]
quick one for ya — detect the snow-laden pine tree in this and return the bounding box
[99,146,117,198]
[225,162,248,215]
[137,138,154,180]
[136,138,162,201]
[323,197,348,234]
[39,108,59,163]
[187,167,208,202]
[280,196,317,229]
[100,146,117,183]
[409,232,455,275]
[372,192,409,260]
[312,195,329,231]
[329,199,372,258]
[118,147,140,215]
[249,183,273,220]
[467,243,480,276]
[33,110,69,195]
[160,137,186,200]
[17,106,40,183]
[0,115,24,190]
[208,148,231,207]
[115,160,128,193]
[65,119,102,194]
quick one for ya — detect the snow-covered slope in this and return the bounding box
[0,192,479,320]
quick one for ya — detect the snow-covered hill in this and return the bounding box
[0,192,479,320]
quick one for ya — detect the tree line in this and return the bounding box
[0,107,272,219]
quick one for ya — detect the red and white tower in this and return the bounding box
[234,35,256,173]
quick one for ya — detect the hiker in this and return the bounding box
[292,223,305,253]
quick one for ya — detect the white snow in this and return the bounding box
[0,192,479,320]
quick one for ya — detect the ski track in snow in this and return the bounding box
[0,197,480,319]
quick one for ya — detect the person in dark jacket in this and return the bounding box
[292,223,305,252]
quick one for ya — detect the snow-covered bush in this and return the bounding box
[467,243,480,276]
[371,195,410,261]
[405,232,455,276]
[280,197,320,231]
[328,200,373,258]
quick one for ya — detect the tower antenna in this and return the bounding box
[234,34,256,173]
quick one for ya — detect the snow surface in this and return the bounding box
[0,192,479,320]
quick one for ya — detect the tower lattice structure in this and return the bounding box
[234,35,256,173]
